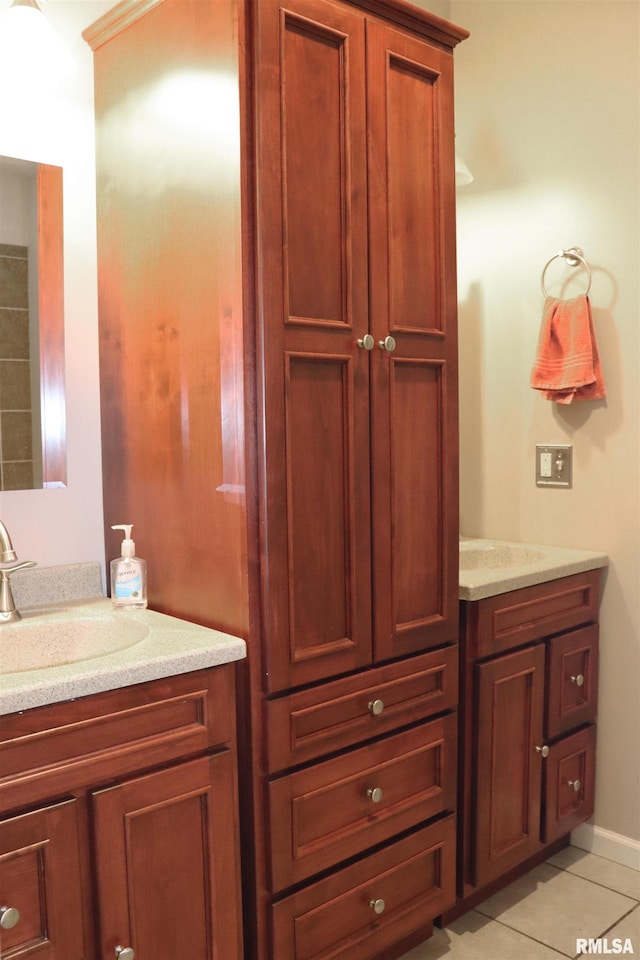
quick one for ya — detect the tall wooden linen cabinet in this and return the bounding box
[85,1,467,958]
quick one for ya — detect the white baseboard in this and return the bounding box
[571,823,640,871]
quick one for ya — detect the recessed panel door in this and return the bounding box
[92,753,242,960]
[257,0,372,691]
[367,21,459,662]
[474,644,545,886]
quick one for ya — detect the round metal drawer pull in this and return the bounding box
[368,699,384,717]
[357,334,375,351]
[369,898,386,915]
[367,786,383,804]
[569,779,582,792]
[570,674,585,687]
[0,906,20,930]
[115,947,135,960]
[378,335,396,353]
[535,745,550,758]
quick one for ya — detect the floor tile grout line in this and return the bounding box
[551,861,640,902]
[551,853,640,888]
[596,900,640,937]
[472,888,638,960]
[484,915,575,958]
[520,859,640,905]
[569,903,640,958]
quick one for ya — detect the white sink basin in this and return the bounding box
[0,616,149,674]
[460,543,546,571]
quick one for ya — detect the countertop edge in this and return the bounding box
[0,598,246,716]
[459,552,608,601]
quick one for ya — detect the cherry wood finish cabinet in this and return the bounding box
[0,668,243,960]
[447,569,600,919]
[257,0,461,691]
[84,1,467,957]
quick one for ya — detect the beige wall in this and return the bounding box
[452,0,640,849]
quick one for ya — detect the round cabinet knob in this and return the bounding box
[368,699,384,717]
[535,745,550,758]
[569,779,582,792]
[0,906,20,930]
[115,947,135,960]
[378,335,396,352]
[570,674,585,687]
[369,898,386,915]
[357,334,375,351]
[367,786,383,804]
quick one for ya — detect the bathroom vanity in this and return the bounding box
[446,539,607,921]
[0,590,246,959]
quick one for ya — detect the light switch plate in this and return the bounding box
[536,444,572,488]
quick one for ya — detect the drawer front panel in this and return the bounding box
[266,645,457,770]
[471,570,600,659]
[546,625,598,739]
[543,725,596,843]
[269,714,456,891]
[272,815,455,960]
[0,800,86,959]
[0,668,235,810]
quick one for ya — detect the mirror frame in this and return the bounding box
[37,163,66,487]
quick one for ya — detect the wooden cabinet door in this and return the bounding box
[257,0,459,691]
[92,753,242,960]
[0,800,85,960]
[366,21,459,663]
[474,644,545,886]
[256,0,373,693]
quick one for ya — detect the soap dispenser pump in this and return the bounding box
[110,524,147,609]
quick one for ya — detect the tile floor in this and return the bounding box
[399,847,640,960]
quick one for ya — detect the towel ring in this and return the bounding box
[541,247,592,298]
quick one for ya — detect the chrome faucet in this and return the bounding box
[0,520,17,562]
[0,521,37,624]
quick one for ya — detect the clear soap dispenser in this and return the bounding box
[110,524,148,609]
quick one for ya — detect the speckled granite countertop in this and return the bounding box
[0,563,245,716]
[459,538,608,601]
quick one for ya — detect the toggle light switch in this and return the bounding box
[536,444,572,488]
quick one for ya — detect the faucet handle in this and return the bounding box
[0,561,37,576]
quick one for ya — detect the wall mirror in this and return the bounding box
[0,155,66,490]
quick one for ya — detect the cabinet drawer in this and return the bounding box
[468,569,600,660]
[0,800,86,959]
[546,625,598,739]
[266,645,457,770]
[272,815,455,960]
[0,667,235,811]
[543,725,596,842]
[268,714,456,891]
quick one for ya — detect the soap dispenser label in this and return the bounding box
[115,564,143,599]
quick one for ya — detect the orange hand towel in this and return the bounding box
[530,294,606,404]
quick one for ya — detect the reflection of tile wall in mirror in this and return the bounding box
[0,243,35,490]
[0,158,66,490]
